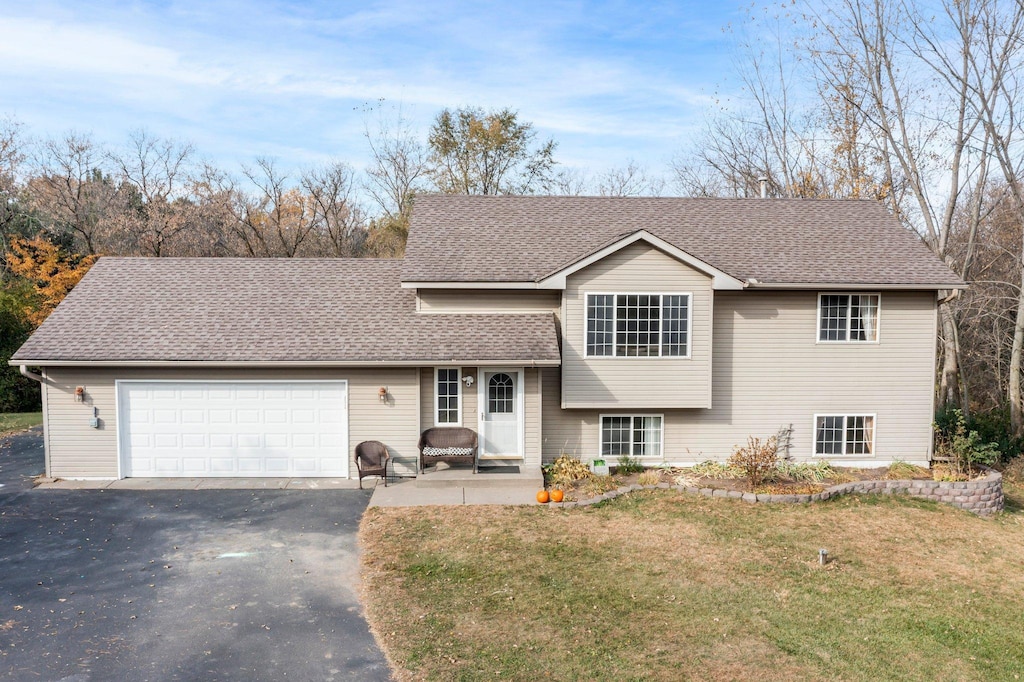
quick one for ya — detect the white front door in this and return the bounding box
[478,369,523,458]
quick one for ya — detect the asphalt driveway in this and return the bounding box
[0,428,391,681]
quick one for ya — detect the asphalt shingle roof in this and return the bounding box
[401,195,964,287]
[11,258,560,364]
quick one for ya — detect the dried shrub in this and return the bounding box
[885,460,929,480]
[728,436,778,490]
[688,460,739,479]
[637,469,661,486]
[1001,456,1024,484]
[581,474,618,497]
[543,454,592,489]
[773,461,835,483]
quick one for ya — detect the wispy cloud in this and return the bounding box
[0,0,744,178]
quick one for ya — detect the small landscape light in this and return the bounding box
[819,548,829,565]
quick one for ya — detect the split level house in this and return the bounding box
[10,196,964,481]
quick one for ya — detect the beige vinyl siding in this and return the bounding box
[42,367,420,479]
[524,368,541,470]
[561,241,713,408]
[419,368,433,428]
[417,289,560,314]
[543,290,937,465]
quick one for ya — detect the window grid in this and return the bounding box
[661,294,689,356]
[818,294,880,342]
[488,373,514,414]
[601,415,663,458]
[616,294,660,356]
[586,294,690,358]
[815,415,875,455]
[586,294,614,356]
[436,368,460,425]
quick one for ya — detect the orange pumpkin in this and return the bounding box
[536,490,550,504]
[550,489,564,503]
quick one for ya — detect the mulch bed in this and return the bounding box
[560,465,937,502]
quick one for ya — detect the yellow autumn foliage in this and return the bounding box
[6,236,97,326]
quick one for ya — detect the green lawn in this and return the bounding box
[0,411,42,435]
[360,485,1024,681]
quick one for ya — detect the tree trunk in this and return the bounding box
[938,302,962,411]
[1009,270,1024,437]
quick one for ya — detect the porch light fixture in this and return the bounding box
[74,386,86,403]
[378,387,388,402]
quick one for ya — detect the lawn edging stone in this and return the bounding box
[555,466,1004,515]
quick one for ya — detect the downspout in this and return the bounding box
[19,365,50,479]
[19,365,45,383]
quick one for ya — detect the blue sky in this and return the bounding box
[0,0,749,185]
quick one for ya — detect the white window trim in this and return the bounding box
[811,413,877,457]
[434,367,461,426]
[816,292,881,344]
[599,413,665,459]
[584,292,693,359]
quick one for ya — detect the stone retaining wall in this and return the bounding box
[553,467,1004,515]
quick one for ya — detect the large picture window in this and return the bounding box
[818,293,880,342]
[601,415,663,458]
[814,414,875,455]
[586,293,691,357]
[435,368,460,425]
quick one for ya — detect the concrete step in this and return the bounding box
[415,465,544,489]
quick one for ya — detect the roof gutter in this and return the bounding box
[9,359,563,369]
[742,280,967,291]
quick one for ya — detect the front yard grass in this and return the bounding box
[0,411,42,435]
[360,484,1024,681]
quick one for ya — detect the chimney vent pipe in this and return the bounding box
[758,177,768,199]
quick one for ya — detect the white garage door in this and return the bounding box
[117,381,349,478]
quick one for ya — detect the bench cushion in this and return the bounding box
[422,446,474,457]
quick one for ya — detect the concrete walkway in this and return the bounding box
[37,476,364,490]
[368,477,541,507]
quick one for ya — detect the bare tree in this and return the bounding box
[364,107,429,220]
[302,162,365,256]
[596,160,665,197]
[110,130,198,256]
[0,117,28,257]
[29,132,123,255]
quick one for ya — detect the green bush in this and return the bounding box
[0,282,40,413]
[935,409,1000,479]
[936,404,1023,463]
[615,454,645,475]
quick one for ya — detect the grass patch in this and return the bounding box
[0,412,41,435]
[360,489,1024,681]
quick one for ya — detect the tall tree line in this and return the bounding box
[676,0,1024,447]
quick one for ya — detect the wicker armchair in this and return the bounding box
[418,427,478,474]
[355,440,391,489]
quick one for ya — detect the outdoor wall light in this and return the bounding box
[74,386,86,403]
[378,387,388,402]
